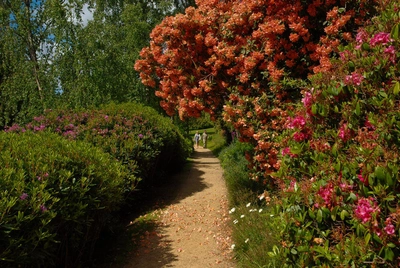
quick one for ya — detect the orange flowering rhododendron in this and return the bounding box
[135,0,377,183]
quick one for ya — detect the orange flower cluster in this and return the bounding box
[135,0,377,182]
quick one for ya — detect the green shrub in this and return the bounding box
[0,131,132,267]
[219,141,259,205]
[6,102,192,187]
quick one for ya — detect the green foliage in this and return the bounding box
[7,102,192,186]
[219,141,281,267]
[0,131,131,267]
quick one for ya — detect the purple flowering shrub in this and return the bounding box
[0,131,131,266]
[268,2,400,266]
[5,102,192,186]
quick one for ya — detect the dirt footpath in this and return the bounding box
[123,147,235,268]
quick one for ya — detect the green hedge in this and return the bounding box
[6,102,192,186]
[0,131,132,267]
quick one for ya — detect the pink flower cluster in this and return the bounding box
[369,32,392,47]
[338,123,352,142]
[354,197,380,223]
[384,45,396,63]
[301,91,313,108]
[355,29,369,49]
[384,217,395,236]
[293,131,310,142]
[288,115,306,129]
[317,183,334,208]
[344,72,363,86]
[281,147,297,158]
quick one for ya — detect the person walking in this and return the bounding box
[202,130,208,148]
[193,131,201,149]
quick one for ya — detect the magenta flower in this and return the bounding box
[357,173,368,186]
[138,134,144,138]
[338,123,352,142]
[370,32,392,47]
[20,193,29,200]
[282,147,297,157]
[384,45,396,63]
[40,205,48,212]
[344,72,363,86]
[317,183,334,207]
[288,116,306,129]
[302,92,313,108]
[33,125,46,132]
[356,29,369,48]
[282,147,291,156]
[384,218,395,235]
[293,131,306,142]
[354,197,380,223]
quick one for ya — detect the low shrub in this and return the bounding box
[0,131,132,267]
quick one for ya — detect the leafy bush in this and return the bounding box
[6,102,192,186]
[0,131,132,267]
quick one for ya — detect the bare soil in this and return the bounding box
[123,147,235,268]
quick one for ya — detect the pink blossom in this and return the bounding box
[40,205,48,212]
[357,173,368,186]
[20,193,28,200]
[356,29,369,49]
[338,123,351,142]
[302,92,313,107]
[384,45,396,63]
[370,32,392,47]
[317,183,334,207]
[344,72,363,86]
[282,147,297,158]
[281,147,291,156]
[293,131,306,142]
[384,218,395,235]
[354,197,380,223]
[288,116,306,129]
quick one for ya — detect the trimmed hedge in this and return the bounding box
[0,131,133,267]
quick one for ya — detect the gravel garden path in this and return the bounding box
[123,147,235,268]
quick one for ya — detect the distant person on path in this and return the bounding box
[193,131,201,148]
[202,130,208,148]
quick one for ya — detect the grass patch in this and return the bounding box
[219,141,282,267]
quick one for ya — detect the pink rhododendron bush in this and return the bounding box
[5,102,192,186]
[268,3,400,266]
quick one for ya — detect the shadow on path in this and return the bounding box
[93,148,228,267]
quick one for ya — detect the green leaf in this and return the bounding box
[391,23,399,40]
[291,248,298,255]
[355,102,361,116]
[317,209,323,223]
[375,166,386,183]
[393,81,400,95]
[340,210,349,220]
[311,104,318,115]
[362,43,370,51]
[384,248,394,261]
[365,233,371,244]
